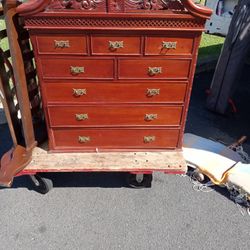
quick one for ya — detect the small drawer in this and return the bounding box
[145,36,194,56]
[91,35,141,55]
[118,59,191,80]
[40,58,114,80]
[36,35,87,55]
[48,105,183,127]
[52,128,180,150]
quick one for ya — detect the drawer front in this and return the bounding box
[145,36,194,56]
[40,58,114,80]
[91,35,141,55]
[48,105,183,127]
[44,82,187,104]
[53,128,179,149]
[36,35,87,55]
[118,59,191,80]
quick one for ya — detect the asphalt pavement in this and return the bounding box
[0,69,250,250]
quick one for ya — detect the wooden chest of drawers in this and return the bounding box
[17,0,212,153]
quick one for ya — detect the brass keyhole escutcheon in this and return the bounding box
[78,136,90,143]
[162,41,177,49]
[54,40,70,48]
[109,41,124,50]
[148,67,162,76]
[72,88,87,97]
[75,114,89,121]
[146,88,160,97]
[144,136,156,143]
[145,114,158,121]
[70,66,84,75]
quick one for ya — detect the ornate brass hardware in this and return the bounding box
[145,114,158,121]
[148,67,162,76]
[75,114,89,121]
[162,41,177,49]
[70,66,84,75]
[144,136,156,143]
[72,88,87,97]
[78,136,90,143]
[109,41,124,50]
[54,40,70,48]
[146,88,160,97]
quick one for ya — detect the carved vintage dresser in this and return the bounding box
[16,0,211,153]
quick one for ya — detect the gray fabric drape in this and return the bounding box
[206,0,250,114]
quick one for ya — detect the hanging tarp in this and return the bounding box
[206,0,250,114]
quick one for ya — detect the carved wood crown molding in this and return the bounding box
[111,0,185,12]
[47,0,106,11]
[16,0,212,19]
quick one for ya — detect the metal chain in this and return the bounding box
[228,145,250,163]
[227,184,250,217]
[178,143,250,216]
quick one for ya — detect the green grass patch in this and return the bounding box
[198,33,225,60]
[0,19,9,52]
[195,1,225,59]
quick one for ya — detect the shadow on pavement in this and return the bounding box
[186,64,250,153]
[1,172,129,191]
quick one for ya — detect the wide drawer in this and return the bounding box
[43,82,187,104]
[52,128,180,150]
[48,105,183,127]
[35,35,87,55]
[144,36,194,56]
[118,59,191,80]
[91,35,141,55]
[39,58,114,80]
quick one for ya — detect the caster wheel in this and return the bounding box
[30,174,53,194]
[192,170,205,182]
[127,173,153,188]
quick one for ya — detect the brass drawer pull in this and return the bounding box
[146,88,160,97]
[148,67,162,76]
[109,41,124,50]
[162,41,177,49]
[70,66,84,75]
[72,88,87,97]
[78,136,90,143]
[75,114,89,121]
[144,136,156,143]
[145,114,158,121]
[54,40,70,48]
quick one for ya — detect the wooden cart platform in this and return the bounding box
[19,145,186,174]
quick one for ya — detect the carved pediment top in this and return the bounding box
[47,0,106,11]
[123,0,185,11]
[16,0,212,19]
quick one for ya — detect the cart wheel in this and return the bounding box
[127,173,153,188]
[192,170,205,182]
[30,174,53,194]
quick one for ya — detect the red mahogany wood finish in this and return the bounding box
[43,82,188,104]
[52,128,180,150]
[15,0,212,152]
[48,105,183,127]
[0,0,212,187]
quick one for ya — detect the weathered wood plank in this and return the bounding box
[24,146,187,173]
